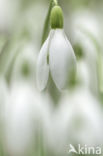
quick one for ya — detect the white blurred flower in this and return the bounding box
[77,60,90,88]
[0,0,20,32]
[71,11,101,59]
[4,82,48,156]
[47,88,103,154]
[37,29,76,91]
[71,10,102,94]
[11,43,37,83]
[71,10,101,40]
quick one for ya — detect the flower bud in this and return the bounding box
[50,6,64,29]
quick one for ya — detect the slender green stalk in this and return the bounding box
[41,0,58,45]
[5,48,20,84]
[98,52,103,93]
[53,0,58,5]
[0,39,11,75]
[41,0,53,45]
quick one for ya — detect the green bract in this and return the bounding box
[50,6,64,29]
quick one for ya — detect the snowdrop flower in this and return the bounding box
[4,82,48,156]
[71,10,102,61]
[71,11,102,93]
[0,0,20,32]
[37,5,76,91]
[49,88,103,152]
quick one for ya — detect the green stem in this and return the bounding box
[98,52,103,93]
[5,49,20,84]
[53,0,58,5]
[41,0,53,45]
[41,0,58,45]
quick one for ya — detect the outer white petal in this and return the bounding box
[49,29,76,90]
[36,37,50,91]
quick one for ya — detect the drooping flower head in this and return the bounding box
[37,3,76,91]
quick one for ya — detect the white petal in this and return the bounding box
[36,37,50,91]
[49,29,76,90]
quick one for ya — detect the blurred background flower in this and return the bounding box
[0,0,103,156]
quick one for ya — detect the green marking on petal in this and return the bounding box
[47,53,49,64]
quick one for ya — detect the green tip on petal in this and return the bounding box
[50,6,64,29]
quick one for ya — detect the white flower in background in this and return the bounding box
[37,6,76,91]
[0,0,20,32]
[47,88,103,154]
[4,83,35,156]
[4,82,49,156]
[71,10,102,61]
[71,10,102,94]
[72,11,100,37]
[11,43,37,83]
